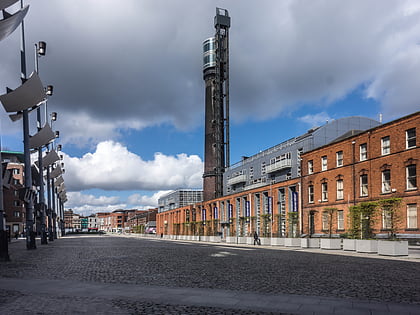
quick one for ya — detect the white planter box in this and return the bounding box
[226,236,236,243]
[343,239,356,251]
[301,238,320,248]
[237,237,248,244]
[246,237,255,245]
[320,238,341,250]
[200,236,210,242]
[209,236,221,243]
[378,240,408,256]
[356,240,378,253]
[271,238,285,246]
[284,238,301,247]
[259,237,271,245]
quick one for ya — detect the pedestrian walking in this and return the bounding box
[253,231,260,245]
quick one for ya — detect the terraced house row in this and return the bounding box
[157,112,419,241]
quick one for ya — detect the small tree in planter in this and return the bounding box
[287,212,299,237]
[348,201,378,239]
[260,214,271,237]
[378,198,402,239]
[323,207,337,238]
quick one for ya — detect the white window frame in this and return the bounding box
[382,170,391,193]
[308,185,314,203]
[407,204,417,229]
[336,151,343,167]
[382,209,392,230]
[337,210,344,230]
[406,128,416,149]
[308,160,313,174]
[360,143,367,161]
[321,156,328,171]
[381,136,390,155]
[336,179,344,200]
[360,174,368,197]
[321,182,328,201]
[406,165,417,190]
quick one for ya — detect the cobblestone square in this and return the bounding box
[1,235,419,314]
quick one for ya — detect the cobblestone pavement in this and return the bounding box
[1,235,419,314]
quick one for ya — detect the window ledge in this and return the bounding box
[381,192,392,195]
[405,228,419,231]
[405,188,418,192]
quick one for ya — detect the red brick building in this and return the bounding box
[126,209,157,233]
[157,178,300,238]
[2,151,25,238]
[301,112,419,238]
[157,112,419,241]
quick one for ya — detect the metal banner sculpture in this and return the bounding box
[0,3,29,42]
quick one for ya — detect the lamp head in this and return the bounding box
[46,85,53,96]
[51,112,57,121]
[38,41,46,56]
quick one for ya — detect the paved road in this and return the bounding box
[0,235,419,314]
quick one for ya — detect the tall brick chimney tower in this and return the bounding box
[202,8,230,201]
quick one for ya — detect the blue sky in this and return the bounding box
[1,0,419,215]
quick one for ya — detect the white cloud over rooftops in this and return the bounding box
[62,141,203,191]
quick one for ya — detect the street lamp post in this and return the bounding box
[20,0,36,249]
[34,40,48,245]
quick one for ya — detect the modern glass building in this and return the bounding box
[223,116,381,195]
[158,189,203,213]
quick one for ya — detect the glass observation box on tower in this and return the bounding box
[203,37,216,70]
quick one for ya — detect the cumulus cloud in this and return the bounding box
[366,46,420,119]
[66,191,126,216]
[67,192,121,207]
[2,1,419,146]
[298,112,332,128]
[62,141,203,191]
[127,190,171,208]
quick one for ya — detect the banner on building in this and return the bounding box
[292,191,298,212]
[202,208,206,225]
[214,207,218,220]
[228,203,233,219]
[267,197,272,214]
[245,201,250,223]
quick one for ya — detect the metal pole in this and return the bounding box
[0,142,10,260]
[52,180,57,239]
[34,43,48,245]
[21,0,36,249]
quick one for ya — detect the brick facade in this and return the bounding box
[157,112,419,240]
[301,112,419,238]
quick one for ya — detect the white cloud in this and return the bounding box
[67,191,121,207]
[62,141,203,191]
[366,46,420,119]
[66,191,126,216]
[127,190,171,208]
[298,112,332,128]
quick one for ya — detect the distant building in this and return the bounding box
[2,151,25,237]
[88,214,98,231]
[80,217,88,230]
[127,208,157,233]
[158,189,203,213]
